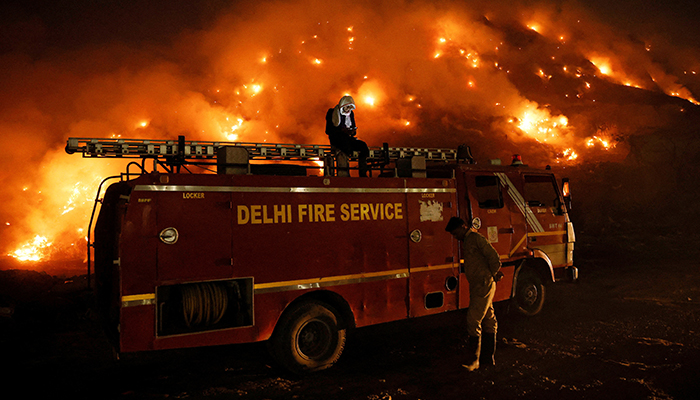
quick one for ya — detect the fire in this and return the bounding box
[226,117,245,141]
[9,235,53,262]
[586,136,614,150]
[589,57,612,76]
[561,148,578,162]
[4,0,700,267]
[62,182,93,215]
[5,146,120,265]
[527,24,541,33]
[513,106,569,144]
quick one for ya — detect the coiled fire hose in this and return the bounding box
[182,282,229,328]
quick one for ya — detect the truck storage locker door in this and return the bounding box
[405,179,459,318]
[464,173,513,258]
[156,189,233,281]
[523,174,568,267]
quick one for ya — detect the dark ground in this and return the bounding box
[1,232,700,400]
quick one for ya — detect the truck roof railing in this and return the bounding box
[65,136,458,163]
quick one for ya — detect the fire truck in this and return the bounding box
[66,136,577,374]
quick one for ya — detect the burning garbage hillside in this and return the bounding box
[1,0,700,271]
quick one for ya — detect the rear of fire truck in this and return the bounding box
[75,136,463,373]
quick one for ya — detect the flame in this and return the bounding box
[61,182,91,215]
[4,0,700,267]
[226,117,245,141]
[586,135,614,150]
[561,148,578,161]
[6,148,118,264]
[8,235,53,262]
[513,105,570,144]
[589,56,612,76]
[527,23,541,33]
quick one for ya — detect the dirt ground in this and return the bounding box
[2,236,700,400]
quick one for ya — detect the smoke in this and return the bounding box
[1,0,699,266]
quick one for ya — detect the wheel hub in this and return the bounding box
[522,284,538,306]
[297,319,331,360]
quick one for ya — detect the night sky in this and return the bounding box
[3,1,700,53]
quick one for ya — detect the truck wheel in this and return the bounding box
[513,268,545,316]
[269,300,346,374]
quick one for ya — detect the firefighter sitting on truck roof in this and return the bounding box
[445,216,504,371]
[325,95,370,177]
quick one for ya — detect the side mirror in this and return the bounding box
[562,178,572,211]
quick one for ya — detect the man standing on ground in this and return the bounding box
[445,216,504,371]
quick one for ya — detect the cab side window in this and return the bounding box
[524,175,561,211]
[475,175,503,209]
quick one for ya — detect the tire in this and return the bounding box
[269,300,346,374]
[513,267,545,316]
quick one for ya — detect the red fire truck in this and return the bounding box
[66,136,576,374]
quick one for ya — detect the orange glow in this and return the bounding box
[357,80,384,108]
[589,57,611,75]
[527,23,541,33]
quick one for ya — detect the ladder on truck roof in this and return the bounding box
[65,136,460,177]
